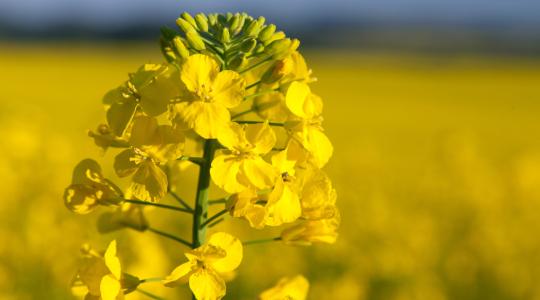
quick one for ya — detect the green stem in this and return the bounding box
[139,277,163,284]
[246,80,262,90]
[243,88,278,101]
[147,227,192,248]
[200,208,228,228]
[235,120,284,127]
[169,191,193,211]
[192,139,217,248]
[178,155,206,165]
[124,199,193,214]
[208,217,225,228]
[243,237,282,245]
[208,198,227,205]
[231,108,254,119]
[239,56,273,74]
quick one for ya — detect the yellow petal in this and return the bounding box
[100,275,121,300]
[211,151,247,194]
[138,66,179,116]
[285,81,311,118]
[76,256,109,296]
[299,168,337,220]
[63,184,99,214]
[129,116,159,146]
[126,160,167,202]
[216,122,243,151]
[189,269,226,300]
[258,275,309,300]
[305,128,333,168]
[72,159,103,185]
[181,54,220,93]
[238,157,276,190]
[176,101,230,139]
[163,261,195,287]
[106,98,138,137]
[271,150,296,176]
[211,70,245,108]
[265,180,302,226]
[245,122,276,155]
[253,91,289,122]
[104,240,121,279]
[207,232,243,273]
[113,149,141,178]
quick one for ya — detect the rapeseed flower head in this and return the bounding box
[163,232,243,300]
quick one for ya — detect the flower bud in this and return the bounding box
[230,14,245,35]
[228,52,247,70]
[173,36,190,59]
[195,13,209,32]
[265,38,292,59]
[262,59,292,84]
[258,24,276,42]
[208,13,218,26]
[180,12,197,28]
[186,29,206,50]
[159,38,176,63]
[246,19,262,37]
[240,38,257,53]
[176,18,194,33]
[290,38,301,52]
[254,43,265,54]
[220,27,231,43]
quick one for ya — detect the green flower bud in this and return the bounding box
[228,52,247,70]
[221,27,231,43]
[160,38,177,62]
[240,38,257,53]
[254,43,265,54]
[246,19,262,37]
[208,14,218,26]
[262,60,288,84]
[257,16,266,27]
[181,12,197,28]
[229,14,243,35]
[186,29,206,50]
[173,36,190,59]
[176,18,194,33]
[258,24,276,42]
[265,38,292,59]
[195,13,209,32]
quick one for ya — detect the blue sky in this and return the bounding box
[1,0,540,30]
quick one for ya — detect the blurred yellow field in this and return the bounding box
[1,43,540,299]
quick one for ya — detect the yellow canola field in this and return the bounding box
[1,43,540,300]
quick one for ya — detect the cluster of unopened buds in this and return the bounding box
[65,12,339,300]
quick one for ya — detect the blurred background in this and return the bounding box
[1,0,540,299]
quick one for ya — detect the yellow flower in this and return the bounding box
[163,232,243,300]
[71,240,139,300]
[114,115,184,202]
[104,64,180,136]
[64,159,122,214]
[285,81,333,168]
[280,212,340,246]
[172,54,246,138]
[259,275,310,300]
[297,168,337,220]
[211,122,276,193]
[227,189,267,229]
[264,151,302,226]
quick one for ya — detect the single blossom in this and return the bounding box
[163,232,243,300]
